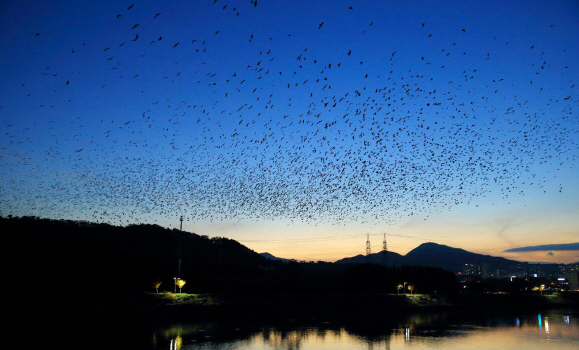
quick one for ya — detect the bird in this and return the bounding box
[2,1,577,231]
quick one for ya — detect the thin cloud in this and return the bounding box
[504,243,579,252]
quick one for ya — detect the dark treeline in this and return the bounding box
[5,216,457,297]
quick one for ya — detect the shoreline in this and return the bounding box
[46,291,579,321]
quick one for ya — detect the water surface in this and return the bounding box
[147,310,578,350]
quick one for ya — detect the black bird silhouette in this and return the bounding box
[127,4,133,10]
[319,22,324,29]
[173,42,180,48]
[132,24,139,29]
[154,13,161,18]
[132,34,138,41]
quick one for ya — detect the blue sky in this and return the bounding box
[1,0,578,263]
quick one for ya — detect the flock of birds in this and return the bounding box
[0,1,577,228]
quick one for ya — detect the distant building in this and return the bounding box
[482,263,488,281]
[463,263,483,276]
[569,271,579,291]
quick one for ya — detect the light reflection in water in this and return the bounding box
[169,335,182,350]
[148,312,578,350]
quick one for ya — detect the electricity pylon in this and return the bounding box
[382,233,388,266]
[366,233,371,263]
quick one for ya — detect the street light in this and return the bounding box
[404,282,408,294]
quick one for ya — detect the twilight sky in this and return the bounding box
[1,0,578,263]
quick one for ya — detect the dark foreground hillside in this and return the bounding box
[6,216,270,295]
[5,216,457,302]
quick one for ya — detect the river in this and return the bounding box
[45,308,577,349]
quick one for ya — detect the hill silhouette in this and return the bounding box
[4,216,458,299]
[260,252,291,263]
[5,215,272,296]
[337,242,526,273]
[404,242,520,272]
[334,250,406,265]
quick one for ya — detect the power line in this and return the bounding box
[238,232,443,243]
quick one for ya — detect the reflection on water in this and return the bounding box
[169,335,182,350]
[151,310,578,350]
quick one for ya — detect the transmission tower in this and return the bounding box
[382,233,388,266]
[366,233,371,263]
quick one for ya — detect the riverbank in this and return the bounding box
[50,291,578,321]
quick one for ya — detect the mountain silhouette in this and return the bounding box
[335,250,406,265]
[404,242,519,272]
[336,242,524,273]
[260,252,291,263]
